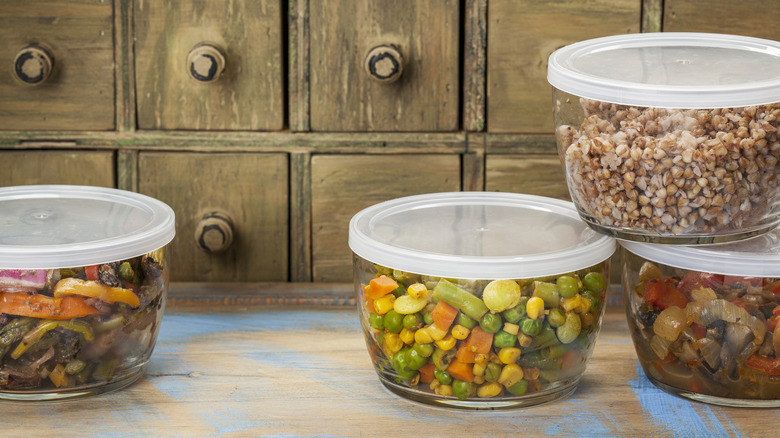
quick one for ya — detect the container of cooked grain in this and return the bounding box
[548,33,780,244]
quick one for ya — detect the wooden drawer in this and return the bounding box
[0,150,114,187]
[487,0,640,134]
[311,154,461,282]
[485,154,569,200]
[137,152,288,282]
[664,0,780,40]
[134,0,283,131]
[309,0,460,132]
[0,1,114,131]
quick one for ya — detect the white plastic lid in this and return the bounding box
[0,185,176,269]
[620,228,780,277]
[349,192,616,280]
[547,32,780,109]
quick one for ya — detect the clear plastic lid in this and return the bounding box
[620,227,780,277]
[547,32,780,109]
[0,185,176,269]
[349,192,616,279]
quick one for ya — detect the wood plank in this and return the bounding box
[664,0,780,40]
[463,0,487,132]
[485,154,570,200]
[310,154,461,282]
[137,152,289,282]
[290,151,313,282]
[0,150,115,187]
[288,0,310,132]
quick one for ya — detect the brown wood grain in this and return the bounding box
[664,0,780,39]
[0,150,115,187]
[134,0,284,131]
[485,154,570,200]
[0,0,114,131]
[309,0,460,132]
[137,152,289,282]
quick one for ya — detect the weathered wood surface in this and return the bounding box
[0,150,114,187]
[2,283,776,437]
[663,0,780,40]
[485,154,569,200]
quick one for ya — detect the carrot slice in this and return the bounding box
[366,275,398,300]
[418,362,435,384]
[447,360,474,383]
[430,300,458,331]
[0,292,99,320]
[465,326,493,354]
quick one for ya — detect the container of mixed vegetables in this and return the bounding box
[349,192,615,408]
[621,230,780,407]
[0,185,175,400]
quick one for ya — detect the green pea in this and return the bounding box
[405,347,429,371]
[582,290,601,312]
[493,330,516,348]
[384,310,404,334]
[502,298,527,323]
[556,275,579,298]
[506,379,528,395]
[583,272,606,293]
[413,342,434,358]
[403,313,423,330]
[423,311,434,325]
[376,330,385,345]
[432,347,457,370]
[479,312,503,334]
[392,348,418,380]
[484,362,502,382]
[521,318,543,336]
[368,313,385,330]
[556,312,582,344]
[547,307,566,328]
[452,380,477,400]
[456,312,478,329]
[434,368,453,385]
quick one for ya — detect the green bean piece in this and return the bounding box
[405,347,429,371]
[518,351,559,370]
[583,272,606,293]
[414,342,434,358]
[556,275,580,298]
[452,380,477,400]
[118,261,139,284]
[403,313,423,330]
[391,283,407,298]
[92,357,118,382]
[392,269,420,286]
[369,313,385,330]
[543,342,574,359]
[502,298,527,323]
[11,319,94,360]
[432,347,457,370]
[484,362,502,383]
[432,279,489,321]
[456,312,478,329]
[548,308,566,328]
[374,265,393,276]
[383,310,404,334]
[530,326,559,350]
[65,359,87,375]
[506,379,528,395]
[479,312,502,334]
[95,314,127,333]
[434,368,453,385]
[532,281,560,308]
[556,312,582,344]
[493,330,516,348]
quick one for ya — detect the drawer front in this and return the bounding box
[0,150,114,187]
[138,152,288,282]
[485,154,569,200]
[487,0,640,134]
[134,0,284,131]
[309,0,460,132]
[664,0,780,40]
[0,1,114,131]
[311,154,461,282]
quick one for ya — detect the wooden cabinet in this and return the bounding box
[0,150,114,187]
[485,155,568,200]
[0,0,114,131]
[309,0,460,132]
[134,0,284,131]
[663,0,780,40]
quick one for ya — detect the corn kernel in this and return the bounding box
[473,361,486,377]
[473,375,485,385]
[503,322,519,335]
[414,327,433,344]
[474,353,489,365]
[578,297,593,314]
[407,283,428,299]
[436,384,453,396]
[488,352,501,364]
[373,294,396,315]
[427,323,448,341]
[497,363,524,388]
[400,328,415,345]
[516,332,533,348]
[477,382,503,398]
[451,324,470,340]
[385,332,403,353]
[526,296,545,320]
[561,294,582,312]
[435,335,457,351]
[498,347,522,364]
[429,380,440,390]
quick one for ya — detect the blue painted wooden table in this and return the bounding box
[1,283,778,437]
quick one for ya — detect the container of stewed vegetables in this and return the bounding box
[0,185,175,400]
[548,33,780,244]
[349,192,616,408]
[621,229,780,407]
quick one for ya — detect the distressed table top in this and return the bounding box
[1,283,778,437]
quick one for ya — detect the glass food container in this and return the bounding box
[349,192,616,409]
[548,33,780,244]
[621,230,780,407]
[0,185,175,400]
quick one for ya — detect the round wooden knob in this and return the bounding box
[13,45,53,86]
[186,43,226,83]
[364,45,403,83]
[194,211,234,254]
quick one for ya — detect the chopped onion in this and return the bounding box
[654,306,688,342]
[697,299,766,345]
[650,334,672,359]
